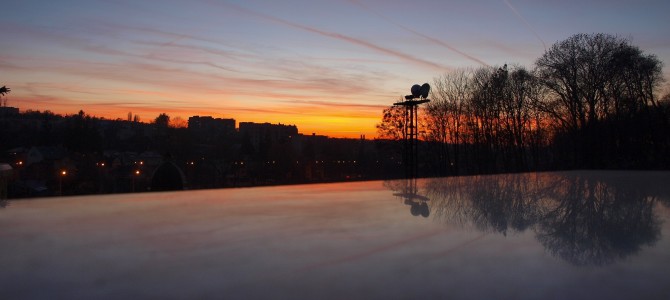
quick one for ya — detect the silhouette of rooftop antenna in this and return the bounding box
[394,83,430,179]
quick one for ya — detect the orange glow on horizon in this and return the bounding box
[14,96,383,139]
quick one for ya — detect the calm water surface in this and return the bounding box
[1,171,669,299]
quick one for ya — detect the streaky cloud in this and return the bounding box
[212,1,449,71]
[285,99,387,111]
[348,0,490,67]
[502,0,547,51]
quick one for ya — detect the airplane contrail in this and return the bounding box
[502,0,547,51]
[215,1,449,71]
[348,0,490,67]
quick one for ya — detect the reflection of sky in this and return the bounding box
[1,172,670,298]
[2,0,669,137]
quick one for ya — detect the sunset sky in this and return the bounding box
[2,0,669,138]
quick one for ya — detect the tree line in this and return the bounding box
[378,33,670,176]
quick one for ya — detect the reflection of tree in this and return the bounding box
[537,174,660,266]
[466,175,548,235]
[661,197,670,208]
[413,172,664,266]
[424,174,552,235]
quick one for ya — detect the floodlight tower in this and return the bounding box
[394,83,430,179]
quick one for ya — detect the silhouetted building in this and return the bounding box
[0,107,19,117]
[239,122,298,149]
[188,116,235,135]
[25,146,68,166]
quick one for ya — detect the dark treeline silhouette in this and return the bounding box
[391,171,669,266]
[0,109,405,198]
[378,33,670,176]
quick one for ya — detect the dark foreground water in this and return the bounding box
[1,171,669,299]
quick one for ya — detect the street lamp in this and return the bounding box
[132,170,141,192]
[59,170,67,196]
[96,162,106,193]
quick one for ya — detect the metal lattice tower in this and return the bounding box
[393,83,430,179]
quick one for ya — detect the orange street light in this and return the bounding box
[59,170,67,195]
[132,170,141,192]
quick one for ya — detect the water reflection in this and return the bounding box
[537,174,660,266]
[388,179,430,217]
[391,172,670,266]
